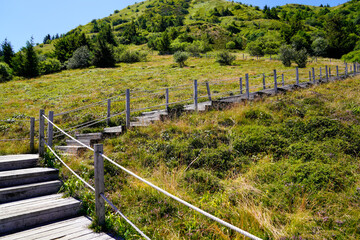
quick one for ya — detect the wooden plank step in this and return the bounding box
[55,146,88,155]
[75,133,102,141]
[184,101,212,111]
[0,194,81,234]
[0,180,62,204]
[0,155,38,171]
[0,168,59,188]
[66,139,91,147]
[103,126,124,134]
[0,216,118,240]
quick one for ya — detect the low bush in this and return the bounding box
[216,51,236,65]
[0,62,13,82]
[116,50,147,63]
[39,58,61,75]
[279,45,295,67]
[294,48,308,68]
[67,46,92,69]
[173,51,189,67]
[183,169,223,194]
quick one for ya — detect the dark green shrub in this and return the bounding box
[93,40,116,68]
[216,51,236,66]
[183,169,223,194]
[294,48,308,68]
[67,46,92,69]
[39,58,61,74]
[116,49,147,63]
[226,41,236,49]
[173,51,189,67]
[246,40,265,56]
[279,45,295,67]
[0,62,13,82]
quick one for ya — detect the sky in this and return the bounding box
[0,0,348,52]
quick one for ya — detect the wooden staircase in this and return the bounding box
[0,154,117,239]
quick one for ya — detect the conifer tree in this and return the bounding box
[1,39,15,67]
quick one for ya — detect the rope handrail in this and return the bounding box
[44,141,95,191]
[100,193,151,240]
[42,115,261,239]
[101,153,262,240]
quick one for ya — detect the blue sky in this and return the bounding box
[0,0,348,52]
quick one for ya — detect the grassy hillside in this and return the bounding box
[49,74,360,239]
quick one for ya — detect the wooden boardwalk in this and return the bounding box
[0,154,119,240]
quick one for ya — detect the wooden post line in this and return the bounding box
[47,111,54,148]
[30,117,35,153]
[336,66,339,80]
[282,74,285,86]
[39,109,45,158]
[245,74,250,99]
[262,74,266,89]
[107,99,111,126]
[239,77,243,94]
[165,88,169,112]
[312,68,315,84]
[94,144,105,226]
[325,66,329,82]
[274,70,278,94]
[296,67,299,85]
[125,89,130,129]
[194,80,198,112]
[206,82,212,101]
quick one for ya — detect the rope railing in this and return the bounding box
[40,115,262,240]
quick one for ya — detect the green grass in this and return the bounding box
[0,52,344,154]
[39,74,360,239]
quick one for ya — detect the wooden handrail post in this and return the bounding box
[296,67,299,85]
[30,117,35,153]
[320,67,322,81]
[239,77,243,94]
[47,111,54,148]
[312,67,315,84]
[107,99,111,126]
[245,74,250,99]
[125,89,130,129]
[345,63,348,77]
[336,66,339,80]
[39,109,45,158]
[309,71,311,82]
[274,70,278,94]
[282,74,285,86]
[94,144,105,226]
[165,88,169,112]
[193,80,198,112]
[262,73,266,89]
[325,65,329,81]
[205,82,212,101]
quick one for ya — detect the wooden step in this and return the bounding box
[0,180,62,204]
[66,139,91,147]
[75,133,102,141]
[103,126,124,134]
[0,155,38,171]
[184,101,212,112]
[55,146,88,155]
[0,168,59,188]
[0,216,117,240]
[0,194,81,234]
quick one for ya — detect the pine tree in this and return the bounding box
[23,38,39,78]
[1,39,15,67]
[93,39,116,68]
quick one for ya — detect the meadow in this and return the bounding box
[1,50,359,239]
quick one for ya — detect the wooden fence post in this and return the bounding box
[165,88,169,112]
[239,77,243,94]
[329,67,331,78]
[194,80,198,112]
[336,66,339,80]
[205,82,212,101]
[274,70,278,94]
[345,63,348,77]
[296,67,299,85]
[312,68,315,84]
[39,109,45,158]
[320,67,322,81]
[282,74,285,86]
[245,74,250,99]
[107,99,111,126]
[47,111,54,148]
[30,117,35,153]
[263,73,266,89]
[325,65,329,81]
[126,89,130,129]
[354,63,357,76]
[94,144,105,226]
[309,71,311,82]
